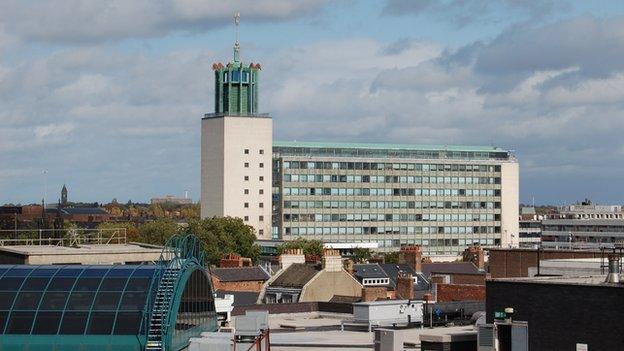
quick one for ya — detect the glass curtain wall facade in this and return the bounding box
[272,141,518,256]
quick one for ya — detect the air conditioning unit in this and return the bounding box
[374,329,403,351]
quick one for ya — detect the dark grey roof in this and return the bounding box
[46,207,108,215]
[379,263,430,291]
[421,262,482,277]
[215,290,259,307]
[211,266,270,282]
[353,264,389,282]
[270,263,321,289]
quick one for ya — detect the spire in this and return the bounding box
[233,12,241,63]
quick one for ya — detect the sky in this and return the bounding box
[1,0,624,206]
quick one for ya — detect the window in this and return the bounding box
[259,229,264,236]
[259,149,264,154]
[244,162,249,168]
[33,311,62,334]
[259,163,264,168]
[259,203,264,208]
[244,189,249,195]
[88,312,115,334]
[244,203,249,208]
[114,311,142,335]
[244,176,249,181]
[244,216,249,221]
[259,176,264,181]
[244,149,249,154]
[259,216,264,221]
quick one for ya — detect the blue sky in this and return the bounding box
[1,0,624,205]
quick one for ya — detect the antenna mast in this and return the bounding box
[233,12,241,63]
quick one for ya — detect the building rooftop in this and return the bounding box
[270,263,321,289]
[353,264,389,281]
[421,262,482,277]
[0,243,163,265]
[273,140,513,161]
[273,140,506,153]
[215,290,260,307]
[379,263,430,291]
[211,266,270,282]
[490,275,624,288]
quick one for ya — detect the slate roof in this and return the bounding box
[215,290,259,307]
[45,207,108,215]
[379,263,430,291]
[211,266,271,282]
[353,264,389,283]
[269,263,321,289]
[421,262,482,277]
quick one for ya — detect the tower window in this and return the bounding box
[244,176,249,181]
[259,189,264,195]
[244,203,249,208]
[244,149,249,154]
[259,203,264,208]
[259,216,264,222]
[244,189,249,195]
[259,163,264,168]
[259,229,264,236]
[244,216,249,221]
[259,176,264,181]
[244,162,249,168]
[259,149,264,154]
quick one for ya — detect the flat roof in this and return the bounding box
[490,275,624,288]
[0,243,162,256]
[274,140,507,153]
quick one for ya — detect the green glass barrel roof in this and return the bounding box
[0,264,161,337]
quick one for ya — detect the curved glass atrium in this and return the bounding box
[0,236,218,351]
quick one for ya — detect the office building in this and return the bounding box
[200,19,272,239]
[541,202,624,248]
[201,19,519,252]
[272,142,519,256]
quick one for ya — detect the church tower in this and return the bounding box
[201,13,273,240]
[61,184,68,206]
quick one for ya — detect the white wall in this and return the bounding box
[201,115,273,239]
[500,162,520,248]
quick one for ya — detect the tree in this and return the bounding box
[384,251,399,264]
[138,218,179,245]
[180,216,260,265]
[352,248,372,263]
[278,238,324,257]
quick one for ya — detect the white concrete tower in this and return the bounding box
[201,13,272,239]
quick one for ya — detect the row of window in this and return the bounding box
[282,161,501,172]
[244,189,264,195]
[243,215,265,222]
[283,188,500,197]
[283,213,499,222]
[244,176,264,181]
[244,148,264,155]
[282,174,501,185]
[282,200,500,210]
[0,310,141,335]
[224,70,254,83]
[284,225,500,235]
[243,202,264,208]
[372,238,499,248]
[244,162,264,168]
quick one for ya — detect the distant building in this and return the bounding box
[519,206,542,248]
[0,243,163,264]
[541,202,624,248]
[150,195,193,205]
[61,184,68,205]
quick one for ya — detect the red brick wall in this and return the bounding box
[451,273,487,285]
[361,287,388,302]
[436,283,485,302]
[488,249,602,278]
[211,276,265,292]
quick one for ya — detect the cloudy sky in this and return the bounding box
[1,0,624,205]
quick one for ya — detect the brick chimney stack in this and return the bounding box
[279,248,305,270]
[322,249,343,272]
[462,246,485,271]
[396,272,415,300]
[398,246,422,273]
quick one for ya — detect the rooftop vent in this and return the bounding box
[605,254,620,284]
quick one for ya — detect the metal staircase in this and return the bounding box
[144,234,206,351]
[145,265,180,350]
